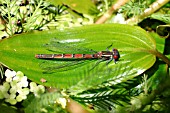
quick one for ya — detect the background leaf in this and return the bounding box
[150,13,170,24]
[0,103,18,113]
[47,0,96,15]
[149,32,165,53]
[0,24,156,88]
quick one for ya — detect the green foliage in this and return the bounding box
[70,73,139,111]
[47,0,96,15]
[0,0,50,35]
[151,13,170,24]
[2,23,168,112]
[0,0,170,113]
[25,91,68,113]
[149,32,165,53]
[121,0,149,17]
[0,0,89,38]
[0,102,18,113]
[0,24,156,88]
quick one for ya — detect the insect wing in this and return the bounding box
[39,59,92,73]
[44,38,96,54]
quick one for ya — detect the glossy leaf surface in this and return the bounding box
[0,24,156,88]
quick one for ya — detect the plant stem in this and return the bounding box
[66,98,90,113]
[156,50,170,65]
[126,0,170,25]
[95,0,129,24]
[149,49,170,66]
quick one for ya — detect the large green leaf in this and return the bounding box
[0,24,156,88]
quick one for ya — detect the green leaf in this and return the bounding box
[147,61,167,90]
[0,24,156,88]
[150,13,170,24]
[47,0,96,15]
[149,32,165,53]
[0,103,17,113]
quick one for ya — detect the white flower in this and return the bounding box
[10,81,23,94]
[0,82,10,99]
[56,98,67,109]
[112,13,126,24]
[5,93,17,105]
[17,88,29,95]
[30,82,37,92]
[16,93,27,102]
[5,98,17,105]
[3,69,32,105]
[9,87,17,94]
[10,80,18,88]
[6,77,13,83]
[38,85,45,93]
[5,69,16,82]
[20,76,28,87]
[3,92,10,99]
[0,86,6,99]
[2,69,46,105]
[13,71,24,82]
[5,69,16,78]
[16,88,29,101]
[21,95,27,100]
[16,95,23,102]
[22,88,30,95]
[9,93,16,99]
[29,82,45,97]
[2,82,10,91]
[16,82,23,89]
[16,71,24,77]
[13,72,28,87]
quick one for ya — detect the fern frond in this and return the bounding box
[150,13,170,24]
[68,63,121,95]
[71,88,130,110]
[68,62,145,110]
[0,0,19,35]
[121,0,148,17]
[68,62,140,95]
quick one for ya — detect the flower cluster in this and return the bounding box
[0,69,45,105]
[30,82,45,98]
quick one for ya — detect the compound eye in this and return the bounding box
[114,55,118,60]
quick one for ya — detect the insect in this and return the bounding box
[35,39,120,73]
[35,48,119,62]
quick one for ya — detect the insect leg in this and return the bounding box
[106,43,113,51]
[106,57,113,65]
[90,58,106,71]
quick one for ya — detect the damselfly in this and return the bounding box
[35,38,120,73]
[35,49,119,61]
